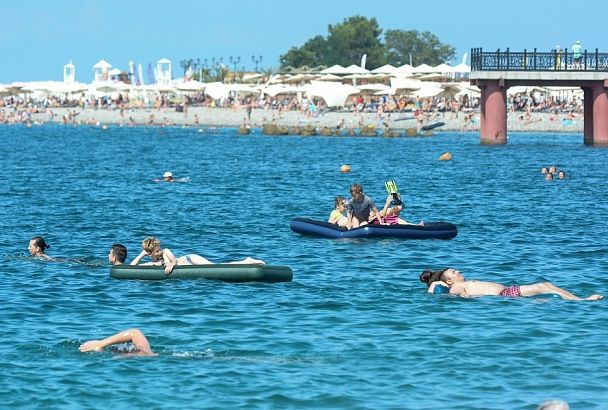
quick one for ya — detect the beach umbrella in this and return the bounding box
[320,64,348,75]
[343,64,370,74]
[436,83,462,99]
[176,80,206,92]
[371,64,398,74]
[316,74,343,82]
[301,80,359,107]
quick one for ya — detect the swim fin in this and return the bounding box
[385,180,398,194]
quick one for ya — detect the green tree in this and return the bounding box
[279,35,329,68]
[384,29,455,66]
[279,16,385,69]
[326,16,385,68]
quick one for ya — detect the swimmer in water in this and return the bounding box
[420,268,603,301]
[108,243,127,265]
[79,328,156,356]
[28,236,54,260]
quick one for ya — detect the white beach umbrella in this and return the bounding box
[301,80,359,107]
[176,80,206,92]
[343,64,370,74]
[316,73,343,81]
[452,63,471,73]
[412,64,436,73]
[371,64,398,74]
[320,64,348,74]
[260,84,300,97]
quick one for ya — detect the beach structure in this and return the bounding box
[93,60,112,82]
[63,60,75,83]
[156,58,172,85]
[471,47,608,146]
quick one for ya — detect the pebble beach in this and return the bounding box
[18,106,584,133]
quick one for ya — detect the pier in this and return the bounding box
[470,47,608,146]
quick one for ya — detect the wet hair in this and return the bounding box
[350,183,363,194]
[111,243,128,263]
[142,237,161,253]
[419,268,448,287]
[334,195,346,207]
[31,236,50,251]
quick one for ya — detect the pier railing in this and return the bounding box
[471,47,608,71]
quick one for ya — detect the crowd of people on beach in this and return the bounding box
[0,83,584,133]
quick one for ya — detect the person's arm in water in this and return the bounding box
[79,328,154,356]
[162,248,178,274]
[428,280,449,293]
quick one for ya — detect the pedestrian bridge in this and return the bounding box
[470,47,608,146]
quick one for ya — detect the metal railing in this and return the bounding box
[471,47,608,71]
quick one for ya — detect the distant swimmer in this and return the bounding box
[79,328,156,356]
[420,268,603,301]
[28,236,54,261]
[153,171,189,183]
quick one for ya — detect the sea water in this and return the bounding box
[1,124,607,409]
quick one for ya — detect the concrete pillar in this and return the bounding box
[583,87,593,145]
[591,82,608,146]
[480,81,507,144]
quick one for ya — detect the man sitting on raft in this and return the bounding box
[420,268,603,301]
[130,237,265,275]
[347,183,385,228]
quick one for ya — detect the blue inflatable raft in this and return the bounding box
[290,217,457,239]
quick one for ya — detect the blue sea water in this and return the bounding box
[1,124,607,409]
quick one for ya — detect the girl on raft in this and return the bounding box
[130,236,265,275]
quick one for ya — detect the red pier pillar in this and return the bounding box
[480,81,507,144]
[590,82,608,146]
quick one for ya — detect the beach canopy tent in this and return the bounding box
[413,82,444,98]
[452,63,471,73]
[371,64,398,74]
[175,80,206,92]
[23,81,89,96]
[301,80,359,107]
[433,63,456,73]
[412,64,436,74]
[93,81,131,94]
[204,82,259,100]
[356,83,391,95]
[260,84,301,97]
[320,64,349,75]
[343,65,370,74]
[316,73,343,82]
[241,73,265,83]
[393,64,414,76]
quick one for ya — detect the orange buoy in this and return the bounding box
[340,164,351,173]
[438,152,452,161]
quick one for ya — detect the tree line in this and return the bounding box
[279,16,456,70]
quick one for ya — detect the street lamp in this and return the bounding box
[229,56,241,83]
[252,55,263,72]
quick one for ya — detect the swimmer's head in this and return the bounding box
[29,236,49,255]
[109,243,128,264]
[440,268,464,284]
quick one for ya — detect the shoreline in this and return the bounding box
[3,106,584,133]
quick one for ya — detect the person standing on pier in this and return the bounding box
[572,41,582,68]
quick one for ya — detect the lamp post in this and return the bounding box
[252,55,263,72]
[229,56,241,83]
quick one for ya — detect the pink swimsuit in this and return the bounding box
[499,285,522,298]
